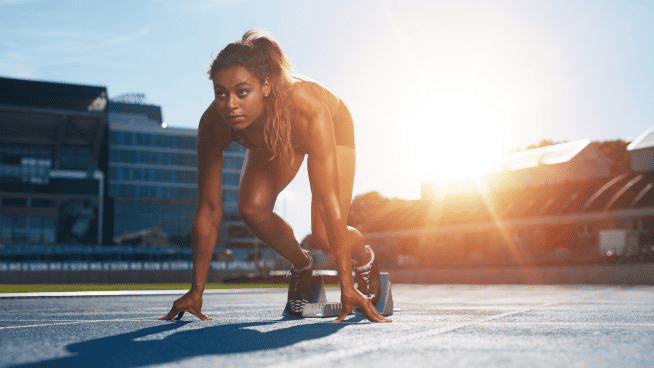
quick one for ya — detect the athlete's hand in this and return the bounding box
[159,290,211,321]
[333,288,392,323]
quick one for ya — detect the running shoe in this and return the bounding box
[283,250,314,317]
[354,245,382,307]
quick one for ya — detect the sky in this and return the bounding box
[2,0,654,241]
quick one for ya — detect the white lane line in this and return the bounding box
[0,305,286,329]
[0,308,284,323]
[0,317,155,330]
[269,289,616,368]
[0,288,285,298]
[0,304,281,313]
[482,321,654,327]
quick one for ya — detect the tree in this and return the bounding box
[509,139,564,153]
[300,234,318,250]
[348,191,389,229]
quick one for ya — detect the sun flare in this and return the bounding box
[398,80,505,184]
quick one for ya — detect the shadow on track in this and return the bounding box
[10,320,348,368]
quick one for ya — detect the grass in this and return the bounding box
[0,283,289,293]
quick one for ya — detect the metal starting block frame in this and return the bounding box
[294,272,394,318]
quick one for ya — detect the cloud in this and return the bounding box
[1,25,153,73]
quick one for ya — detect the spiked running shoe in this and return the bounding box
[284,251,314,317]
[354,245,382,307]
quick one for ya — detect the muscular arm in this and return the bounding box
[191,102,232,294]
[160,101,231,321]
[298,87,357,294]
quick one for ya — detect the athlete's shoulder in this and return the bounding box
[290,76,338,115]
[199,100,221,126]
[198,100,231,149]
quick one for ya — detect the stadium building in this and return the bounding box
[0,77,108,246]
[107,94,256,248]
[0,77,257,249]
[359,137,654,267]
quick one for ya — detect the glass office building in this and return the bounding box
[0,77,108,246]
[107,100,256,248]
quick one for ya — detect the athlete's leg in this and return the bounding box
[237,149,310,269]
[310,146,370,266]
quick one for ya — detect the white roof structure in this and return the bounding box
[500,139,591,171]
[627,127,654,151]
[627,127,654,172]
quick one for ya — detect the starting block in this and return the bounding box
[298,272,394,318]
[282,273,327,317]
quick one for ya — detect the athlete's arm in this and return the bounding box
[297,85,385,322]
[191,101,231,295]
[160,101,231,321]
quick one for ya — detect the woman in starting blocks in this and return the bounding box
[160,30,391,323]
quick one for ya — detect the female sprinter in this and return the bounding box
[160,30,391,323]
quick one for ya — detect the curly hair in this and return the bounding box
[208,29,296,162]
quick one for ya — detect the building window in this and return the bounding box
[136,168,146,181]
[28,229,41,244]
[162,169,174,182]
[110,131,120,144]
[122,184,137,197]
[178,136,197,150]
[138,185,150,198]
[59,146,93,170]
[178,171,196,184]
[171,153,198,167]
[224,156,244,170]
[222,173,240,186]
[140,151,157,165]
[43,228,55,243]
[13,229,27,244]
[4,197,28,207]
[154,134,174,148]
[123,150,137,164]
[134,133,145,146]
[31,198,55,208]
[222,189,238,204]
[178,187,198,199]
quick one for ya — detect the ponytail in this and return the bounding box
[209,30,296,162]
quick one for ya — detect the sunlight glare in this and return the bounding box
[399,80,505,184]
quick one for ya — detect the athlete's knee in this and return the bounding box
[238,197,273,226]
[348,226,364,246]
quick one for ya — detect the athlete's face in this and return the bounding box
[213,65,271,131]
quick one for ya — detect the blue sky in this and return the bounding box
[2,0,653,240]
